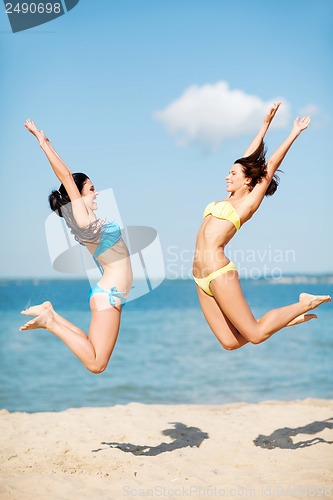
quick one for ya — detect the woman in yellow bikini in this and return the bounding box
[193,103,331,350]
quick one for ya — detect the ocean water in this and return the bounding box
[0,278,332,412]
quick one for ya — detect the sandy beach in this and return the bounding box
[1,399,332,499]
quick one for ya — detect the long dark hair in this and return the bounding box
[234,140,279,196]
[48,172,102,244]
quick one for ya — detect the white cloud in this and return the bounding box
[298,104,330,129]
[154,81,291,150]
[299,103,320,116]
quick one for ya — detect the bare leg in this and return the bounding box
[197,285,319,349]
[286,313,317,327]
[21,301,87,338]
[255,292,330,337]
[196,286,249,350]
[209,272,331,347]
[19,295,122,374]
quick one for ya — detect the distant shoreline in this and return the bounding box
[1,275,333,284]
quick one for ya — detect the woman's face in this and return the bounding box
[81,178,99,211]
[225,163,250,193]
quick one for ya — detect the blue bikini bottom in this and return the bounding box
[89,284,127,307]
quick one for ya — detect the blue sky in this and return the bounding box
[1,0,332,278]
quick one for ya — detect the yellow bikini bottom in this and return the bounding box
[193,261,238,296]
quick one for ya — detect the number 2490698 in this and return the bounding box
[6,3,62,14]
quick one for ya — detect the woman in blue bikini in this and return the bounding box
[20,120,133,373]
[193,103,331,350]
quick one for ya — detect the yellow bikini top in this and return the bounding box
[203,201,241,230]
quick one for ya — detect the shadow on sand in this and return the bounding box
[254,417,333,449]
[92,422,209,456]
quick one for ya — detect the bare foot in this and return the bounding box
[299,293,332,310]
[21,301,53,317]
[287,313,317,327]
[19,310,54,331]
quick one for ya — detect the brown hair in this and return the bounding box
[234,140,279,196]
[48,172,102,244]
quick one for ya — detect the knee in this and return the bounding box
[238,326,263,345]
[248,335,263,345]
[86,362,107,374]
[219,339,241,351]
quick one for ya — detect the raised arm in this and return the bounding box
[243,102,281,157]
[24,119,75,185]
[247,115,311,211]
[266,115,311,178]
[24,119,90,227]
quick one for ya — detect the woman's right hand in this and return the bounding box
[24,119,48,144]
[264,102,281,125]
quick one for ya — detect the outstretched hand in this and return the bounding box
[292,116,311,134]
[24,119,48,143]
[264,102,281,125]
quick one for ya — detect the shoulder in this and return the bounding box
[244,175,271,210]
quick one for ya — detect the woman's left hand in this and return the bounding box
[292,116,311,133]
